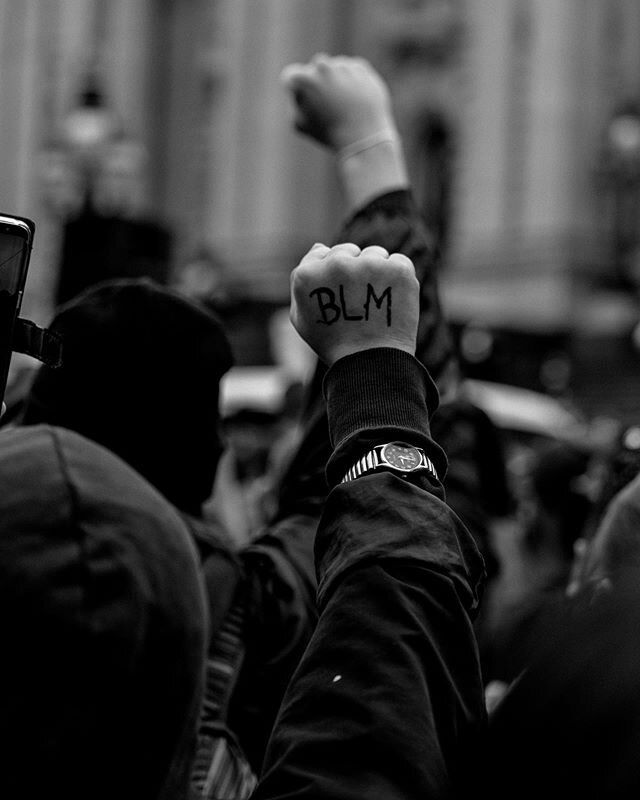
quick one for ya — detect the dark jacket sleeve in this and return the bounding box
[254,349,486,800]
[336,190,455,385]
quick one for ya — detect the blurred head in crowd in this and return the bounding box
[578,470,640,589]
[21,278,234,517]
[0,425,207,799]
[565,423,640,595]
[564,423,640,597]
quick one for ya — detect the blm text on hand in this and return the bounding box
[290,243,419,366]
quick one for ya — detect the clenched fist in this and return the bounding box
[280,54,396,152]
[290,243,419,365]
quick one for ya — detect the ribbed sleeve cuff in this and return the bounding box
[323,348,446,486]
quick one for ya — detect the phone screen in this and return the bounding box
[0,216,33,406]
[0,230,29,293]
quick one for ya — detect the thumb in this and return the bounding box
[299,242,331,264]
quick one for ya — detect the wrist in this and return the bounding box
[323,347,438,438]
[336,135,409,214]
[336,129,399,160]
[325,340,415,366]
[323,347,445,486]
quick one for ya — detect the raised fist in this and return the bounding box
[290,243,419,365]
[280,54,396,152]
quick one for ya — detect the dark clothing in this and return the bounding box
[230,513,320,773]
[430,397,511,579]
[343,191,453,387]
[485,572,640,799]
[21,278,233,518]
[0,425,207,800]
[255,348,486,800]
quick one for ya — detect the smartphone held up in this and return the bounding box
[0,213,63,413]
[0,214,35,406]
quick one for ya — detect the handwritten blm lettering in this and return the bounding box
[310,284,392,326]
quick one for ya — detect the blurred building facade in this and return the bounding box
[342,0,640,335]
[2,0,640,341]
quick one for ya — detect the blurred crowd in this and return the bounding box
[2,51,640,800]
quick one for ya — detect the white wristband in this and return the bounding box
[336,130,400,163]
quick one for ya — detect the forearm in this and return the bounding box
[256,559,484,800]
[255,349,486,800]
[337,192,455,388]
[336,135,409,215]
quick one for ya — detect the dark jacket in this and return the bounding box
[255,348,486,800]
[0,425,207,800]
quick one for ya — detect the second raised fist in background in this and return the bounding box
[280,54,397,152]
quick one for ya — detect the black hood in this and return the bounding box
[0,425,208,799]
[21,278,234,516]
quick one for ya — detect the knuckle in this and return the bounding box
[360,245,389,258]
[389,253,415,271]
[326,243,360,264]
[324,252,349,273]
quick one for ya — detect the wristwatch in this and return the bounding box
[340,441,438,484]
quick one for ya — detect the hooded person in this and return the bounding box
[16,277,312,795]
[20,277,234,520]
[0,424,208,800]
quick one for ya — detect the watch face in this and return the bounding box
[381,443,422,471]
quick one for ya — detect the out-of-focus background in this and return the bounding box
[4,0,640,426]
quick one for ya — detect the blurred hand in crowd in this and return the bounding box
[281,54,408,212]
[280,54,397,152]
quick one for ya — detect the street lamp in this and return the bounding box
[39,75,163,307]
[41,74,149,220]
[63,77,121,213]
[40,76,120,218]
[64,81,119,153]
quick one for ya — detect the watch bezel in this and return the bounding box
[379,442,423,472]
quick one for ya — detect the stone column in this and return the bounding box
[202,0,346,300]
[443,0,579,329]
